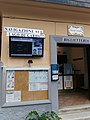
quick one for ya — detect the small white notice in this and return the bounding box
[6,91,21,102]
[58,76,63,90]
[6,91,14,102]
[52,75,58,80]
[14,91,21,102]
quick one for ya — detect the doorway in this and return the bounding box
[57,44,90,109]
[50,35,90,111]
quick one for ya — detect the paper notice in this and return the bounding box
[6,91,21,102]
[6,71,14,90]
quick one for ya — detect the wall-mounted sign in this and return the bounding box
[68,25,84,36]
[51,64,59,81]
[62,36,90,44]
[4,27,45,38]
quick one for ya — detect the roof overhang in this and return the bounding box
[32,0,90,8]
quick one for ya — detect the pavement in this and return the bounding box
[58,104,90,120]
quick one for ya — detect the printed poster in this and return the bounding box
[29,82,48,91]
[58,76,63,90]
[6,70,14,90]
[64,76,73,89]
[29,71,48,91]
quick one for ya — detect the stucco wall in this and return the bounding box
[2,18,90,68]
[1,4,90,119]
[1,17,55,67]
[0,103,51,120]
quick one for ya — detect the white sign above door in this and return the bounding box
[68,25,84,36]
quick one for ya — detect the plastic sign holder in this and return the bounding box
[51,64,59,81]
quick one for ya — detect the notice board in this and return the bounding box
[6,70,48,102]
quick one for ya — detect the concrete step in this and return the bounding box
[59,104,90,115]
[58,104,90,120]
[59,111,90,120]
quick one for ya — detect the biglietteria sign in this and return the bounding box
[52,35,90,45]
[62,37,90,44]
[4,27,45,38]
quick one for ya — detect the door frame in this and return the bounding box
[50,35,90,111]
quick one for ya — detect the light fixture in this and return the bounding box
[28,60,33,67]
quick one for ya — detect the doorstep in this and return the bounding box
[58,104,90,120]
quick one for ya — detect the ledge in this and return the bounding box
[4,66,50,71]
[2,100,51,108]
